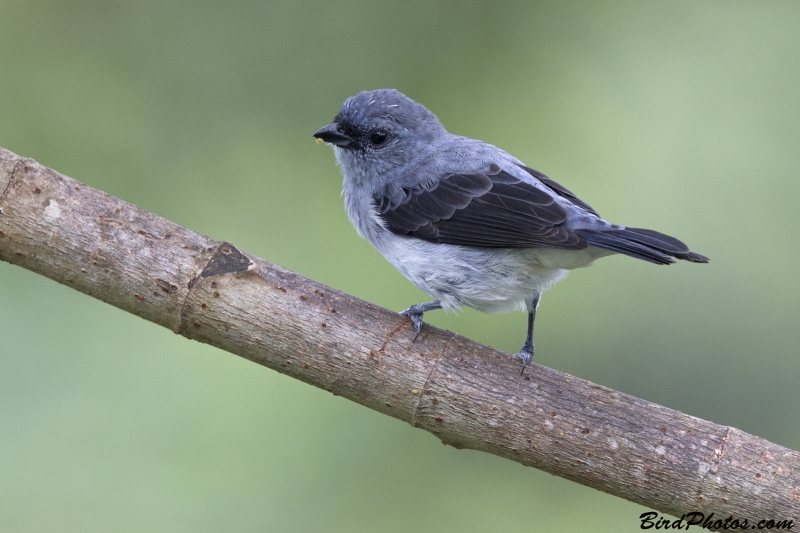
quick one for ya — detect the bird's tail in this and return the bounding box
[574,227,709,265]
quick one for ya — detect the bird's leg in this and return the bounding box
[514,291,541,374]
[399,300,442,342]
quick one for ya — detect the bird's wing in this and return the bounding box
[374,164,588,249]
[517,164,600,217]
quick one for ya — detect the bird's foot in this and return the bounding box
[399,306,425,342]
[513,342,534,375]
[399,300,441,342]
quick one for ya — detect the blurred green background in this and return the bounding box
[1,1,799,531]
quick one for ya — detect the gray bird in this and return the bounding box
[314,89,708,371]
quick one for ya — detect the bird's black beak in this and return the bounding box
[313,123,352,147]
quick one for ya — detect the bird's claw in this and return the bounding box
[513,343,534,375]
[399,307,424,342]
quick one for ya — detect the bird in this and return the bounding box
[313,89,708,372]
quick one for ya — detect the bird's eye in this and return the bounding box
[370,130,389,146]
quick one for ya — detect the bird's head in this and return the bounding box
[314,89,447,187]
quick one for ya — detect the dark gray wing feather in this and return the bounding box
[375,165,588,250]
[518,164,599,217]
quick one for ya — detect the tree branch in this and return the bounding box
[1,146,797,522]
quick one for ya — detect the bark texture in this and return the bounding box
[1,146,798,523]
